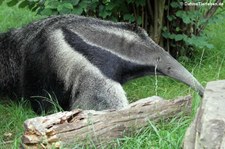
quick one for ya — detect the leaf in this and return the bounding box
[123,14,131,20]
[57,5,69,14]
[170,2,180,8]
[177,12,192,24]
[182,17,191,24]
[162,26,167,32]
[31,4,40,11]
[7,0,19,7]
[174,34,184,41]
[45,0,60,9]
[28,0,39,10]
[40,8,53,16]
[56,4,62,11]
[137,16,142,25]
[0,0,4,5]
[79,0,89,9]
[123,14,135,22]
[162,31,170,38]
[18,0,29,8]
[135,0,145,6]
[175,10,184,18]
[105,3,114,11]
[64,0,80,6]
[55,2,74,14]
[62,2,73,10]
[176,11,193,24]
[127,0,134,4]
[102,0,110,5]
[175,27,180,32]
[168,34,175,40]
[59,8,71,14]
[73,0,80,6]
[109,16,118,22]
[72,7,83,15]
[184,35,214,49]
[167,15,174,21]
[88,1,98,11]
[99,7,111,19]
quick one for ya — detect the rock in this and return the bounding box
[183,80,225,149]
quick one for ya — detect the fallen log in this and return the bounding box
[183,80,225,149]
[21,95,192,149]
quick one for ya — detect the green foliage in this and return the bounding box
[4,0,223,58]
[162,31,214,49]
[116,115,194,148]
[5,0,142,24]
[0,99,35,148]
[162,0,224,56]
[31,91,64,114]
[0,1,42,32]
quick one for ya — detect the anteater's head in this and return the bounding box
[125,25,205,96]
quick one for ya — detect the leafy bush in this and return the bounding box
[3,0,223,58]
[162,0,224,57]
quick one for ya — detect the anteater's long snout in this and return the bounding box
[157,52,204,96]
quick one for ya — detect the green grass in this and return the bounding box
[0,99,35,148]
[116,116,193,148]
[0,2,42,32]
[0,2,225,149]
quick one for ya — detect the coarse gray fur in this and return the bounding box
[0,15,204,114]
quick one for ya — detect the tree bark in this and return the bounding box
[197,0,223,35]
[21,95,192,149]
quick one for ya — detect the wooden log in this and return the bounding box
[21,95,192,149]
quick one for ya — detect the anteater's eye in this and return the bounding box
[167,67,172,73]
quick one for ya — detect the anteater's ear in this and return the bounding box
[131,22,138,31]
